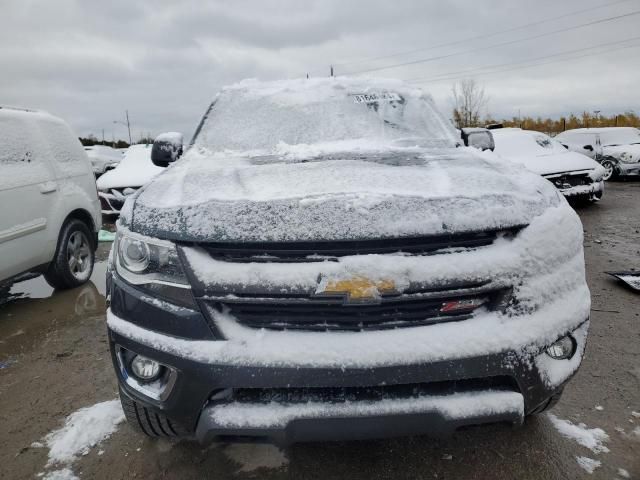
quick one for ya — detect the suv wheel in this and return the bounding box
[601,159,616,181]
[44,219,95,289]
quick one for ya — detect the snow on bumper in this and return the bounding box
[99,189,137,215]
[195,389,524,442]
[556,180,604,198]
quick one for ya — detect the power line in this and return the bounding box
[409,40,640,84]
[407,35,640,83]
[331,0,634,71]
[349,9,640,75]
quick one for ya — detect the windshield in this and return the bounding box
[493,130,567,158]
[191,79,458,154]
[599,129,640,146]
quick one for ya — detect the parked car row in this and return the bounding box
[461,126,640,203]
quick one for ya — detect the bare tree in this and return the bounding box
[451,79,488,128]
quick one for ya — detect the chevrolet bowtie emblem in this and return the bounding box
[315,276,397,303]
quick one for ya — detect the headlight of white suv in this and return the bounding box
[114,230,196,307]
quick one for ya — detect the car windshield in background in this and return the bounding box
[599,129,640,146]
[192,80,457,153]
[532,133,567,153]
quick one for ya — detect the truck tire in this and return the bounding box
[119,391,187,438]
[44,219,95,289]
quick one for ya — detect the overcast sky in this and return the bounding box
[2,0,639,141]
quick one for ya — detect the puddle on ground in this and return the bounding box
[2,246,109,303]
[0,243,111,358]
[220,443,289,473]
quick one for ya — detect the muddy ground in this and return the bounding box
[1,181,638,480]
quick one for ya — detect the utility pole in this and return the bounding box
[102,129,105,143]
[125,110,132,145]
[113,111,132,145]
[594,110,601,127]
[330,65,334,77]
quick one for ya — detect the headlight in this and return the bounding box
[119,236,150,273]
[545,335,576,360]
[114,230,195,307]
[619,152,634,164]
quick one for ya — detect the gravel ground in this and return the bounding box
[0,181,638,480]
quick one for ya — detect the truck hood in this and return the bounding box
[125,147,561,242]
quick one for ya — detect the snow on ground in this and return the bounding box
[617,468,631,478]
[44,400,124,464]
[547,414,610,453]
[576,456,601,474]
[41,468,79,480]
[37,399,124,479]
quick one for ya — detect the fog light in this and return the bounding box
[545,335,576,360]
[130,355,161,382]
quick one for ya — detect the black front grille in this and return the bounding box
[548,173,591,188]
[205,284,509,332]
[199,227,523,263]
[226,377,518,404]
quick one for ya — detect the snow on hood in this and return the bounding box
[96,144,164,190]
[125,145,562,242]
[603,143,640,163]
[492,129,604,178]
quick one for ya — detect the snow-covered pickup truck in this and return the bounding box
[556,127,640,180]
[106,78,591,445]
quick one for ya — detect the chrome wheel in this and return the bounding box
[601,160,614,181]
[67,231,91,280]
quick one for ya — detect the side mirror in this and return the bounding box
[151,132,184,167]
[461,128,495,152]
[583,144,594,151]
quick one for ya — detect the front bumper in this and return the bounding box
[617,161,640,176]
[99,189,136,215]
[107,273,588,444]
[545,176,604,200]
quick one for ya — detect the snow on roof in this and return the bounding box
[222,76,426,98]
[0,106,90,190]
[155,132,183,144]
[558,127,638,134]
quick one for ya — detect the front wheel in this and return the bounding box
[601,159,616,181]
[44,219,95,289]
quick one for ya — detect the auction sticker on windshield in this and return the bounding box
[351,92,402,104]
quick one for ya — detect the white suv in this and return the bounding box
[556,127,640,180]
[0,106,101,289]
